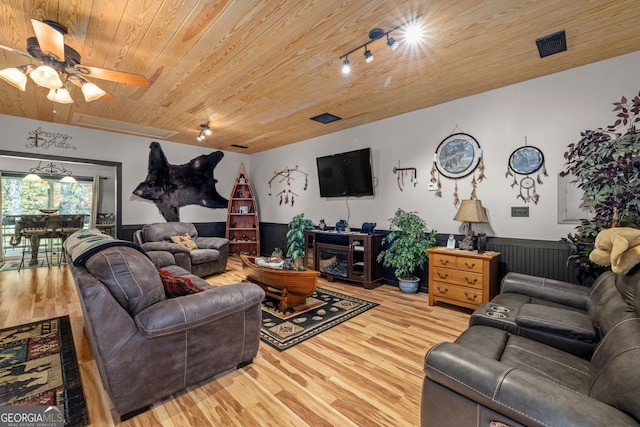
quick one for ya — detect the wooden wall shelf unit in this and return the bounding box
[226,163,260,256]
[304,230,383,289]
[427,247,500,310]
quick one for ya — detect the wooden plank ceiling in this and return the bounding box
[0,1,639,154]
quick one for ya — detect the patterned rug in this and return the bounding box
[260,287,378,351]
[0,316,88,427]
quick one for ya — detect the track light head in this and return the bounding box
[387,35,398,50]
[341,58,351,75]
[364,48,373,63]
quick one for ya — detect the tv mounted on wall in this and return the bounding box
[316,148,374,197]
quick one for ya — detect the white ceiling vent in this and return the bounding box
[71,113,178,139]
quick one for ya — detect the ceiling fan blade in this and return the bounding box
[69,77,114,100]
[81,65,149,87]
[31,19,65,60]
[0,43,33,60]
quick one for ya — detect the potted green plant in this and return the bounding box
[286,213,314,270]
[561,92,640,282]
[377,208,437,293]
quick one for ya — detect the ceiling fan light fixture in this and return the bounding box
[81,81,106,102]
[0,67,28,90]
[30,64,63,89]
[47,87,74,104]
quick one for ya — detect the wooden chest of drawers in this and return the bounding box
[427,247,500,310]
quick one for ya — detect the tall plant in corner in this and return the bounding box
[561,92,640,281]
[286,213,314,270]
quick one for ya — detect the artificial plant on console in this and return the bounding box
[561,92,640,281]
[286,213,314,270]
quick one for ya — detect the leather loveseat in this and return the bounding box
[421,266,640,426]
[66,243,264,420]
[133,222,229,277]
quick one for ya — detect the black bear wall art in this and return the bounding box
[133,141,228,221]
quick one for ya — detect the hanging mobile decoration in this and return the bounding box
[274,189,299,207]
[505,138,547,204]
[267,165,308,206]
[430,131,485,207]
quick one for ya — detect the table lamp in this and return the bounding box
[453,199,488,250]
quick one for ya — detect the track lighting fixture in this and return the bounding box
[363,46,374,63]
[338,13,423,74]
[197,121,212,141]
[341,58,351,75]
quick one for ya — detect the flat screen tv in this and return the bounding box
[316,148,374,197]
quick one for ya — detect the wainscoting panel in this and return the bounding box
[122,222,588,289]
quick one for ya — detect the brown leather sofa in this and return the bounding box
[66,244,264,420]
[422,266,640,426]
[133,222,229,277]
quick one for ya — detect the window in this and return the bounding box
[1,174,93,215]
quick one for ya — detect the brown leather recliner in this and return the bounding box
[133,222,228,277]
[66,245,263,419]
[422,267,640,426]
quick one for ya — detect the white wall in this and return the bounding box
[0,50,637,240]
[250,51,640,241]
[0,115,249,224]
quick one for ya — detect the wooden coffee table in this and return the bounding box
[240,255,319,311]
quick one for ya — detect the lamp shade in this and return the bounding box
[23,173,42,181]
[81,82,106,102]
[30,65,63,89]
[60,175,77,183]
[0,67,27,91]
[453,199,488,223]
[47,88,74,104]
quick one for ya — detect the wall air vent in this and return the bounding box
[310,113,342,124]
[536,30,567,58]
[231,144,249,149]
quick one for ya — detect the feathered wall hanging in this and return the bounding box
[430,131,486,207]
[505,138,547,204]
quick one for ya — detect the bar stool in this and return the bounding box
[17,215,50,271]
[54,214,85,264]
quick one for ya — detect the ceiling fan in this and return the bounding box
[0,18,149,103]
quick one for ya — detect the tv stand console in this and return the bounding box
[304,230,383,289]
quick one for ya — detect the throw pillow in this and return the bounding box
[157,268,205,298]
[170,233,198,250]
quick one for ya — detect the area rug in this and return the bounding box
[260,287,378,351]
[0,316,89,427]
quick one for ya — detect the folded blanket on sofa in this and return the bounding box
[63,228,145,266]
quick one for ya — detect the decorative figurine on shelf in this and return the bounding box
[236,190,243,198]
[318,219,327,231]
[335,219,348,233]
[238,174,246,184]
[361,222,376,234]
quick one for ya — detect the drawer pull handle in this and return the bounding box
[437,272,449,279]
[464,292,478,301]
[439,259,449,265]
[464,262,476,269]
[465,277,478,285]
[436,286,448,294]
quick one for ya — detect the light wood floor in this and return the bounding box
[0,257,470,426]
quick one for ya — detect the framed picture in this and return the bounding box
[509,146,544,175]
[434,133,482,179]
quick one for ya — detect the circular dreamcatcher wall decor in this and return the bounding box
[430,132,486,206]
[505,142,547,204]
